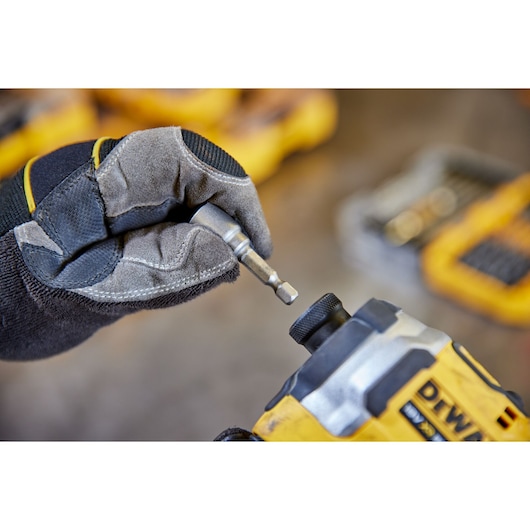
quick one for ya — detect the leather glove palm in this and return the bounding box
[0,127,272,360]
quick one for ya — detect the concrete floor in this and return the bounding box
[1,89,530,441]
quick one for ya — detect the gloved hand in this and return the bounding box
[0,127,272,360]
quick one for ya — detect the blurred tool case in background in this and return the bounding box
[337,145,530,326]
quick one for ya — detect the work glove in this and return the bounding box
[0,127,272,360]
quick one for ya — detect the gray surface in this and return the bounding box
[1,89,530,441]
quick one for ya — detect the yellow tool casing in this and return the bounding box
[252,295,530,441]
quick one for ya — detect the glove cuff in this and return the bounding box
[0,230,121,360]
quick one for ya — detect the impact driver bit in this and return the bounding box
[190,203,298,305]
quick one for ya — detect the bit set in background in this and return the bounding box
[336,142,530,327]
[0,88,339,185]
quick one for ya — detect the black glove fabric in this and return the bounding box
[0,127,272,360]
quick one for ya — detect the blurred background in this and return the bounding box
[1,88,530,440]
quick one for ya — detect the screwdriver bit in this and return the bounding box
[190,203,298,305]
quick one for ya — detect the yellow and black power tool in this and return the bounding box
[216,293,530,441]
[189,203,529,441]
[189,203,530,442]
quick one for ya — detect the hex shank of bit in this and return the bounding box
[189,203,298,304]
[240,247,280,286]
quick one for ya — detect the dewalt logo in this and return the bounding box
[415,379,488,441]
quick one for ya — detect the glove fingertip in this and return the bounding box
[258,239,273,260]
[249,226,273,260]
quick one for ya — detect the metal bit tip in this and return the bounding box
[276,282,299,305]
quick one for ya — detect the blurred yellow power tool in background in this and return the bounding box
[1,88,339,186]
[216,293,530,441]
